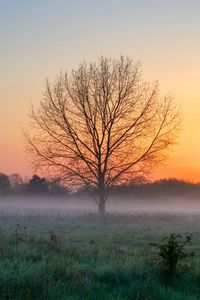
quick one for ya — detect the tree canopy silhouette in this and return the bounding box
[26,175,48,195]
[0,173,10,195]
[24,56,181,215]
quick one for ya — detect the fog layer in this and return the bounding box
[0,196,200,216]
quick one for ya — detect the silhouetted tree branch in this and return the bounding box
[24,56,181,215]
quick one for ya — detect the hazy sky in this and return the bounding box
[1,0,200,181]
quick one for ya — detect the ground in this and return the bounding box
[0,205,200,300]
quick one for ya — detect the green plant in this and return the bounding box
[22,287,31,300]
[49,230,62,250]
[14,223,20,254]
[151,233,194,275]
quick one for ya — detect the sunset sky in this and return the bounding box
[1,0,200,181]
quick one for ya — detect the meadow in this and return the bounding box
[0,203,200,300]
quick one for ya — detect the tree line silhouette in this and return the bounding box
[1,172,200,199]
[0,173,68,197]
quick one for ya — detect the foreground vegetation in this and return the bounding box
[0,211,200,299]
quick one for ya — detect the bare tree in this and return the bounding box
[24,56,181,215]
[9,173,23,187]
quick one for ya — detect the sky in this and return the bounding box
[0,0,200,181]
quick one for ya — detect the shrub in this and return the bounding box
[151,233,194,275]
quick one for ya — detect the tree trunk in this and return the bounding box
[98,188,106,216]
[98,198,106,216]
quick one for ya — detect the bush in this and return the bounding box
[151,233,194,275]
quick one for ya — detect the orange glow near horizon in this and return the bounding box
[1,72,200,182]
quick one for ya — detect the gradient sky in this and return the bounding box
[1,0,200,181]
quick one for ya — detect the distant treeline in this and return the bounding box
[0,173,69,197]
[111,179,200,199]
[0,172,200,199]
[76,178,200,200]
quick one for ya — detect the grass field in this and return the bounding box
[0,207,200,300]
